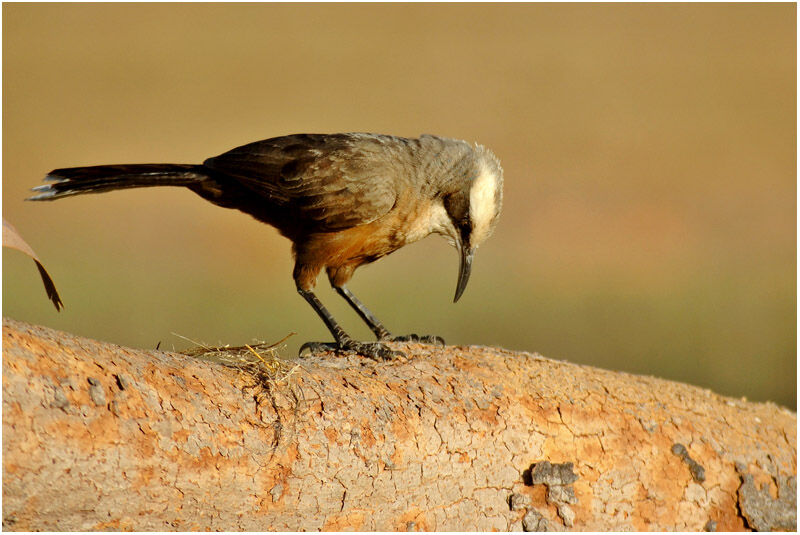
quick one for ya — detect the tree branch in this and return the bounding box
[2,318,795,531]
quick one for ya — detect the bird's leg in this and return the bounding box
[297,287,350,344]
[333,285,445,346]
[296,287,402,361]
[333,285,392,339]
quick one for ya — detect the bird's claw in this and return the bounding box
[299,340,404,361]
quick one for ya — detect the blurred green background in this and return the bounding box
[3,4,795,408]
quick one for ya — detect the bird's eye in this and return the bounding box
[459,219,471,242]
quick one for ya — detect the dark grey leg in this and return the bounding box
[297,287,349,343]
[334,286,391,339]
[296,287,402,361]
[332,285,445,346]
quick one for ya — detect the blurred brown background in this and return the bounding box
[3,4,795,408]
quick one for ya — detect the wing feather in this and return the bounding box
[203,134,399,231]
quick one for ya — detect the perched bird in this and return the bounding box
[29,133,504,359]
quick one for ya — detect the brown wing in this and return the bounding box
[203,133,401,231]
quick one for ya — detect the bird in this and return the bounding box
[28,133,504,360]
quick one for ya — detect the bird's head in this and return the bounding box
[440,144,504,302]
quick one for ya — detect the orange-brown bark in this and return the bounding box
[2,318,796,531]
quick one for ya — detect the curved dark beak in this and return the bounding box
[454,244,475,303]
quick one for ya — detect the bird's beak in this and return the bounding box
[454,243,475,303]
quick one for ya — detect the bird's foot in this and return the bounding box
[386,334,446,346]
[298,341,337,356]
[299,340,403,361]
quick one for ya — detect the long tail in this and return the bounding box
[28,164,209,201]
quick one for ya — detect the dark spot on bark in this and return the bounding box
[114,374,130,391]
[671,443,705,483]
[704,519,717,531]
[524,461,579,527]
[736,464,796,531]
[522,467,533,486]
[522,509,548,531]
[529,461,578,486]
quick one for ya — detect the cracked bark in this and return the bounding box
[2,318,796,531]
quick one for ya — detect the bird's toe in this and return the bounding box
[300,340,403,361]
[391,334,446,346]
[348,341,404,361]
[419,335,446,346]
[298,341,338,356]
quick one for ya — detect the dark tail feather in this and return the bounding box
[28,164,208,201]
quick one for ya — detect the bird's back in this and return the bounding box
[198,133,477,238]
